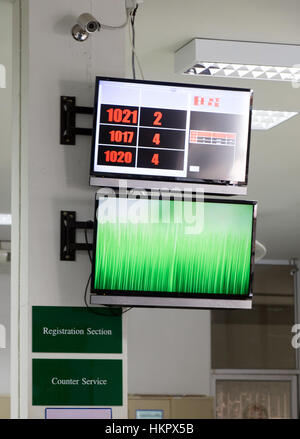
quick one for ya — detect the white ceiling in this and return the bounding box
[129,0,300,259]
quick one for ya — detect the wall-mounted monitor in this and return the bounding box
[90,194,257,309]
[90,77,253,195]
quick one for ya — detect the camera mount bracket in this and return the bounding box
[60,96,93,145]
[60,211,94,261]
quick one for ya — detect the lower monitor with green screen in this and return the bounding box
[91,195,256,309]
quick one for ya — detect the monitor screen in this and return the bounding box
[90,195,257,309]
[90,77,253,195]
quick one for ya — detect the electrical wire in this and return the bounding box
[83,222,131,316]
[131,7,137,79]
[84,225,92,263]
[128,6,145,80]
[122,306,133,314]
[129,7,144,80]
[76,8,141,318]
[84,272,132,316]
[98,5,140,314]
[97,4,144,81]
[100,2,139,30]
[83,225,117,316]
[101,12,130,30]
[84,273,121,317]
[84,272,92,308]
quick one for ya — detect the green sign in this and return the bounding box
[32,359,123,406]
[32,306,122,353]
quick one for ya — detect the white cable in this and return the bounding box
[101,11,130,30]
[128,12,145,80]
[98,3,145,80]
[255,240,267,262]
[101,1,137,30]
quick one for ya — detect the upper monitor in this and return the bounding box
[90,77,253,195]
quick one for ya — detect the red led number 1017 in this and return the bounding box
[109,130,134,144]
[106,108,138,124]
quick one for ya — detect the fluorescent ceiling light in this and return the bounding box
[175,39,300,82]
[0,324,5,349]
[0,214,11,225]
[252,110,298,130]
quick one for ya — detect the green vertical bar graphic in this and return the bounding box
[94,200,253,296]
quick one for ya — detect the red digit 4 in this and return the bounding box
[151,153,159,166]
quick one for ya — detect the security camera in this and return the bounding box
[77,13,101,33]
[72,13,100,42]
[290,267,299,276]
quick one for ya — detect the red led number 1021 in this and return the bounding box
[106,108,138,124]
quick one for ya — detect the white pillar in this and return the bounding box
[11,0,127,419]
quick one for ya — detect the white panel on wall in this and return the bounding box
[127,308,211,396]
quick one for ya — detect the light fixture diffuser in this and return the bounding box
[175,39,300,82]
[252,110,298,130]
[0,214,11,225]
[0,324,5,349]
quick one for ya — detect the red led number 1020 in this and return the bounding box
[104,150,133,164]
[106,108,138,124]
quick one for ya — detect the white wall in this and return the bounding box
[15,0,127,419]
[0,267,10,395]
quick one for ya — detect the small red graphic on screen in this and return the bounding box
[193,97,220,108]
[190,130,236,146]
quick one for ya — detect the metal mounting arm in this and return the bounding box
[60,211,94,261]
[60,96,93,145]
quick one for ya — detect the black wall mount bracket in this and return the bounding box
[60,96,93,145]
[60,211,94,261]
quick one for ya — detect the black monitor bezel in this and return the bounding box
[89,76,253,189]
[90,193,257,307]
